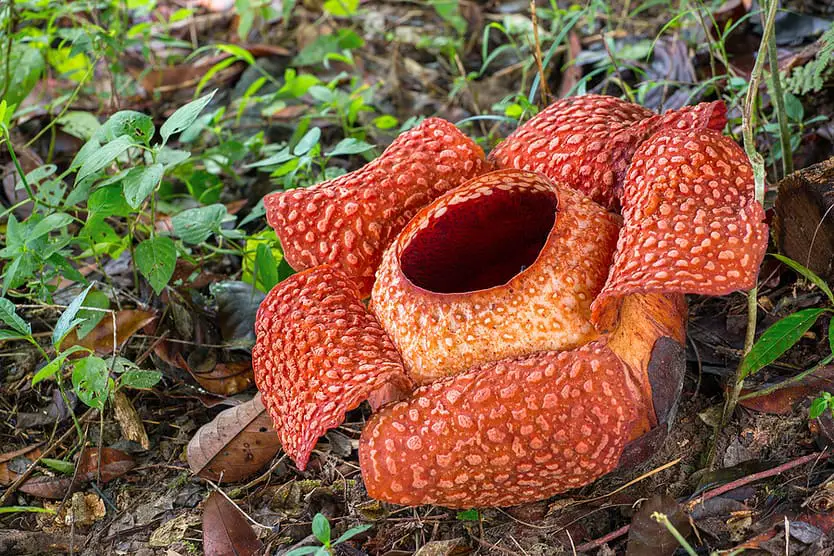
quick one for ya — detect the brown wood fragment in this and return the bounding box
[773,156,834,282]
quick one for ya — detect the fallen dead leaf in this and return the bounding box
[202,491,263,556]
[178,352,254,396]
[148,513,202,548]
[113,391,151,450]
[62,310,156,355]
[187,394,281,482]
[0,445,43,485]
[740,367,834,414]
[627,494,692,556]
[18,475,77,500]
[77,447,136,483]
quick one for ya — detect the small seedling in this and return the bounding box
[285,513,372,556]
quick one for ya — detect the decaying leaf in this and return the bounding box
[77,447,136,483]
[740,366,834,414]
[148,513,202,548]
[202,491,263,556]
[627,494,692,556]
[0,445,43,485]
[179,351,254,396]
[62,310,156,355]
[112,390,151,450]
[187,394,281,482]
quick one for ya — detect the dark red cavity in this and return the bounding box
[399,186,558,293]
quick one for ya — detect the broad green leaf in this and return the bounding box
[372,115,398,130]
[772,254,834,304]
[334,524,372,544]
[76,135,134,184]
[0,44,45,109]
[120,369,162,389]
[171,204,229,244]
[829,316,834,354]
[71,356,111,410]
[53,283,95,348]
[326,138,374,157]
[88,183,132,218]
[69,138,101,171]
[739,308,828,379]
[135,237,177,295]
[29,212,73,241]
[0,329,28,340]
[245,148,294,168]
[157,148,191,168]
[254,243,279,292]
[312,513,330,544]
[160,90,216,146]
[123,164,164,208]
[32,346,92,385]
[75,290,110,339]
[0,298,30,335]
[99,110,155,145]
[40,458,75,474]
[810,395,829,419]
[57,111,101,140]
[293,127,321,156]
[456,509,479,521]
[323,0,359,16]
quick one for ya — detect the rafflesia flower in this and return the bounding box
[253,95,768,508]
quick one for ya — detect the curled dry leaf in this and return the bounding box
[112,390,151,450]
[627,494,692,556]
[62,310,156,355]
[187,394,281,483]
[177,352,254,396]
[202,491,263,556]
[77,447,136,483]
[0,444,43,485]
[740,366,834,414]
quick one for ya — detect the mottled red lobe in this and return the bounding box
[359,341,637,508]
[252,266,412,470]
[592,128,768,330]
[488,95,726,208]
[264,118,486,297]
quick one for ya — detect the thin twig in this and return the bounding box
[529,0,550,104]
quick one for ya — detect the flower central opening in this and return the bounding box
[399,184,558,294]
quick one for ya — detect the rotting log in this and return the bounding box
[774,156,834,282]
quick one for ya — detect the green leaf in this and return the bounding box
[99,110,155,145]
[160,90,217,146]
[312,513,331,545]
[75,290,110,340]
[772,254,834,304]
[372,115,398,130]
[333,524,372,545]
[135,237,177,295]
[254,243,279,292]
[0,298,30,335]
[123,164,164,208]
[75,135,134,184]
[0,329,28,340]
[783,92,804,123]
[293,127,321,156]
[120,369,162,389]
[246,148,294,169]
[323,0,359,16]
[88,183,132,218]
[810,395,829,419]
[29,212,73,241]
[40,458,75,475]
[172,204,229,244]
[0,506,55,515]
[829,316,834,354]
[71,356,111,410]
[284,548,320,556]
[0,44,45,109]
[456,509,479,521]
[326,138,374,157]
[740,308,828,379]
[56,111,101,141]
[53,283,94,348]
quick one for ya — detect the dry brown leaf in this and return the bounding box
[77,447,136,483]
[18,475,76,500]
[0,444,43,485]
[63,310,156,355]
[113,390,150,450]
[179,353,254,396]
[202,491,263,556]
[740,367,834,415]
[187,394,281,482]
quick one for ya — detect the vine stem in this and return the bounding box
[764,2,793,177]
[712,0,779,467]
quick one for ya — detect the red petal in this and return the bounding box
[264,118,486,297]
[592,128,768,330]
[253,266,412,470]
[371,169,620,384]
[359,341,637,508]
[488,95,726,209]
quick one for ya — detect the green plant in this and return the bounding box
[285,513,371,556]
[784,22,834,96]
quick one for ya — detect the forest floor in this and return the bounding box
[2,0,834,554]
